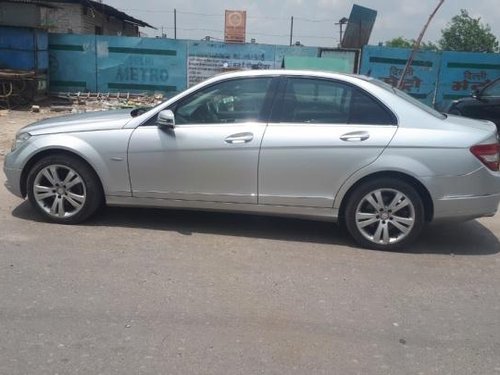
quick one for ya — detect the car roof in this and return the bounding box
[210,69,370,84]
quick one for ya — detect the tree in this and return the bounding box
[385,37,439,51]
[439,9,499,52]
[420,40,440,51]
[386,36,413,49]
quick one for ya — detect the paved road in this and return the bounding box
[1,179,500,374]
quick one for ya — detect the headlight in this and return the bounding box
[11,132,31,152]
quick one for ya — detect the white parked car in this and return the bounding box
[4,70,500,250]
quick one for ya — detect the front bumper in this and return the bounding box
[3,165,23,198]
[4,147,26,198]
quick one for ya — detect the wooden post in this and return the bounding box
[397,0,445,89]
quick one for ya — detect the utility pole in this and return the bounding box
[289,16,294,46]
[174,9,177,39]
[335,17,349,48]
[398,0,445,89]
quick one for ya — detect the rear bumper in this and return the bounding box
[423,168,500,221]
[433,192,500,222]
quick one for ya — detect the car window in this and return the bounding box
[482,80,500,97]
[173,77,272,125]
[280,78,396,125]
[360,76,446,120]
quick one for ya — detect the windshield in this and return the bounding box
[360,76,446,120]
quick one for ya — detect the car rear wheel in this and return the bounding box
[345,178,424,250]
[27,155,103,224]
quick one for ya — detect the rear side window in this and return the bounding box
[349,86,397,125]
[279,77,396,125]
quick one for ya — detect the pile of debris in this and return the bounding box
[46,92,166,113]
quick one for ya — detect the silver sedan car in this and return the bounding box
[4,70,500,250]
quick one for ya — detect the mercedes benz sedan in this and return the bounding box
[4,70,500,250]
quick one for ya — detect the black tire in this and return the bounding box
[26,154,103,224]
[344,178,425,250]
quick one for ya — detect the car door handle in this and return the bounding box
[340,131,370,142]
[225,132,254,144]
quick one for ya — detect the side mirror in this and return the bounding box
[157,109,175,129]
[472,88,482,99]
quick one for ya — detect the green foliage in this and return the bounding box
[420,40,439,51]
[385,36,414,49]
[439,9,499,52]
[385,37,439,51]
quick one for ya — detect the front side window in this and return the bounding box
[280,78,396,125]
[173,77,272,125]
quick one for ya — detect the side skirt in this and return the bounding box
[106,196,339,222]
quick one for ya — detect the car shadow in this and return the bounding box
[410,221,500,255]
[11,201,500,256]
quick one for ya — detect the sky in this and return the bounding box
[103,0,500,48]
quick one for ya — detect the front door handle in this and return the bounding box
[225,132,254,144]
[340,131,370,142]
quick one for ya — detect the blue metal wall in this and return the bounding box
[360,46,440,106]
[48,34,96,92]
[48,34,327,94]
[360,46,500,109]
[49,34,187,94]
[96,36,187,94]
[47,34,500,108]
[435,51,500,110]
[0,26,48,71]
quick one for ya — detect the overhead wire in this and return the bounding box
[118,8,337,22]
[118,7,339,43]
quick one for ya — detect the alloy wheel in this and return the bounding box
[33,164,87,219]
[355,188,416,246]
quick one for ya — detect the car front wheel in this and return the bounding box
[345,178,425,250]
[27,155,103,224]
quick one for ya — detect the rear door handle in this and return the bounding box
[340,131,370,142]
[225,132,254,144]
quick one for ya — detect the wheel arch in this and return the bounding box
[20,148,105,200]
[337,171,434,224]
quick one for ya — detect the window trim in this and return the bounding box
[147,76,280,127]
[271,76,398,126]
[482,79,500,98]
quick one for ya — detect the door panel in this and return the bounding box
[258,76,397,208]
[128,123,265,203]
[259,124,396,207]
[127,76,275,204]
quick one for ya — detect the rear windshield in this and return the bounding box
[359,76,446,120]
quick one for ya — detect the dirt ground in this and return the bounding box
[0,109,63,158]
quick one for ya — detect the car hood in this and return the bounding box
[20,109,134,136]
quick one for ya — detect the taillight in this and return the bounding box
[470,143,500,171]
